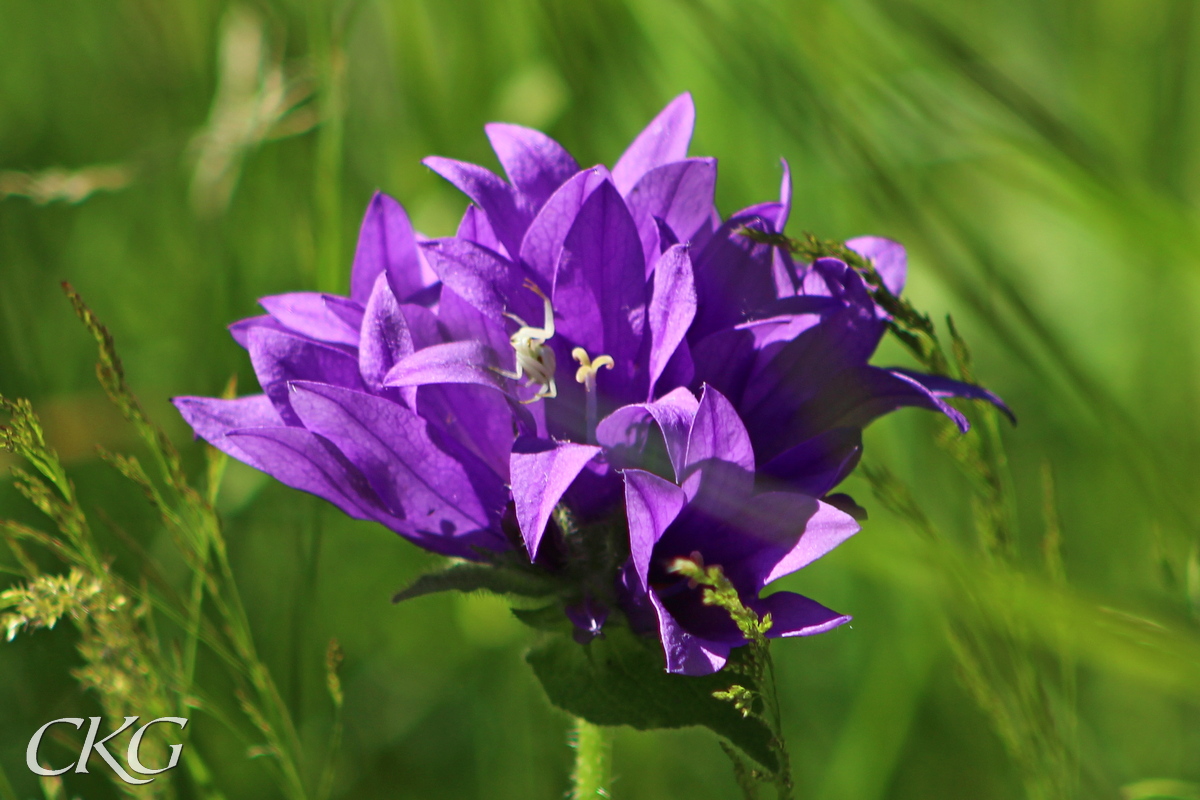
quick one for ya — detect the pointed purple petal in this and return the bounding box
[287,381,505,545]
[625,158,717,267]
[350,191,426,304]
[888,368,1015,423]
[846,235,907,296]
[258,293,363,348]
[595,386,698,480]
[647,590,730,675]
[172,394,284,465]
[246,327,366,425]
[510,437,600,558]
[554,181,647,394]
[456,204,506,255]
[623,469,687,590]
[359,274,414,399]
[734,494,859,590]
[423,156,530,258]
[420,237,542,327]
[755,591,850,638]
[223,425,390,523]
[691,205,784,338]
[518,166,610,289]
[648,245,697,395]
[612,94,696,194]
[760,427,863,497]
[383,340,509,392]
[776,158,792,231]
[485,123,580,209]
[685,385,755,475]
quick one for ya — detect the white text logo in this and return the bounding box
[27,717,188,785]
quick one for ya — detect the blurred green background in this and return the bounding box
[2,0,1199,797]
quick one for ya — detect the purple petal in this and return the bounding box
[623,469,686,590]
[456,204,506,255]
[383,340,508,392]
[809,366,971,434]
[625,158,716,268]
[519,166,610,289]
[733,494,859,590]
[691,205,784,339]
[760,427,862,497]
[416,383,521,479]
[510,437,600,558]
[350,191,425,304]
[647,590,730,675]
[172,394,284,465]
[223,425,392,523]
[612,94,696,195]
[685,385,755,475]
[229,315,288,350]
[754,591,850,638]
[259,293,363,348]
[287,382,506,546]
[648,245,697,395]
[554,181,647,395]
[595,386,698,480]
[846,235,906,297]
[485,123,580,209]
[776,158,792,232]
[420,237,542,328]
[246,327,366,425]
[423,157,530,259]
[359,274,413,399]
[888,368,1016,424]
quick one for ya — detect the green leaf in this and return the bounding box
[527,626,778,772]
[392,562,562,603]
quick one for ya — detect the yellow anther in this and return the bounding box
[571,347,614,389]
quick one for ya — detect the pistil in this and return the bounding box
[572,347,613,443]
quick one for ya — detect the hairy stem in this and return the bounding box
[569,717,613,799]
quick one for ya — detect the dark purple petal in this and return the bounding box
[612,94,696,194]
[760,427,863,497]
[846,235,906,297]
[647,590,731,675]
[383,340,509,393]
[246,327,366,425]
[554,181,647,395]
[423,156,530,258]
[510,437,601,558]
[259,293,363,348]
[691,205,784,339]
[416,383,521,479]
[647,244,697,395]
[623,469,686,590]
[888,368,1016,423]
[519,166,610,291]
[485,123,580,210]
[287,381,506,545]
[805,366,970,435]
[350,191,426,304]
[625,158,717,268]
[753,592,850,638]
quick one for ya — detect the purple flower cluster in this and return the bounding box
[176,95,1006,674]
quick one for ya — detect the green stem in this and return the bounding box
[569,718,612,799]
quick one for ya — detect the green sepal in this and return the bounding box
[392,561,562,603]
[510,603,574,633]
[527,626,778,772]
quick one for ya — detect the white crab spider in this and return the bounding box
[494,279,558,403]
